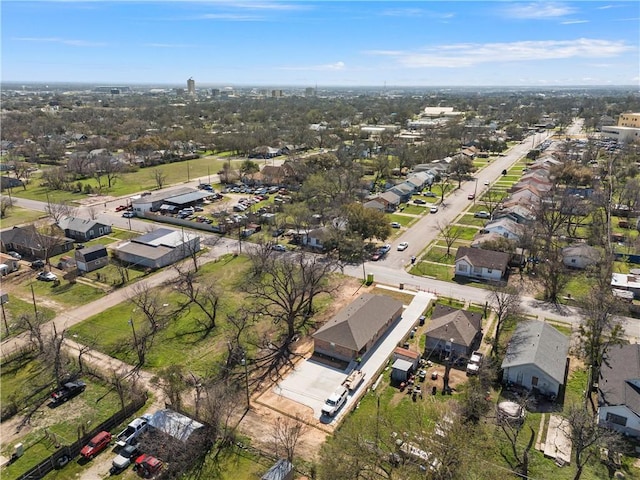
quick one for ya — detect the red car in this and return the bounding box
[134,454,163,478]
[80,431,112,459]
[115,205,128,212]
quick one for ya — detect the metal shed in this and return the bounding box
[261,459,294,480]
[391,358,414,384]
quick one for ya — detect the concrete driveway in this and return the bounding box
[274,291,435,423]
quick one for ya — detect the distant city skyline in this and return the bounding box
[2,1,639,87]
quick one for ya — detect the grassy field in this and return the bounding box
[19,277,104,308]
[410,262,453,281]
[10,156,231,203]
[2,295,56,338]
[455,213,489,227]
[0,206,47,227]
[422,246,457,264]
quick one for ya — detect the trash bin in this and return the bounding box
[366,273,374,284]
[419,315,425,326]
[399,283,404,290]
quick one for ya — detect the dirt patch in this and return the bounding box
[76,195,119,207]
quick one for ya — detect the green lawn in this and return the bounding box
[0,206,47,227]
[399,204,427,215]
[1,295,56,338]
[17,278,104,308]
[11,156,230,203]
[455,214,488,227]
[422,246,457,264]
[454,226,481,241]
[68,255,253,375]
[410,262,453,281]
[386,214,415,226]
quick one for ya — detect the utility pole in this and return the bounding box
[129,318,140,364]
[30,284,39,318]
[242,355,250,410]
[1,295,9,337]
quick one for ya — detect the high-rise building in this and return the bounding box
[187,77,195,95]
[305,87,314,97]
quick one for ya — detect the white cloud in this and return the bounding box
[279,61,345,71]
[12,37,106,47]
[503,2,575,19]
[365,39,634,69]
[561,20,589,25]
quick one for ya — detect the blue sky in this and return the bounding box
[2,1,639,87]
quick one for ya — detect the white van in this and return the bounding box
[321,386,349,417]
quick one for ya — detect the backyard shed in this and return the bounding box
[391,359,414,384]
[261,459,294,480]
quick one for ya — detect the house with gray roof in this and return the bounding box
[455,246,510,281]
[58,216,112,242]
[388,182,414,203]
[313,293,403,363]
[598,344,640,437]
[75,245,109,272]
[481,217,524,241]
[424,304,482,360]
[501,321,569,398]
[562,244,600,269]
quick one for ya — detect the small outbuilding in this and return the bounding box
[391,359,414,385]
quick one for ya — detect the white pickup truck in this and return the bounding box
[116,414,152,447]
[321,386,349,417]
[466,351,483,376]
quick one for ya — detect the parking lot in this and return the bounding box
[274,291,435,424]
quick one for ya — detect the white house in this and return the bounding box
[561,244,600,269]
[598,344,640,437]
[501,321,569,398]
[454,246,510,281]
[481,217,523,241]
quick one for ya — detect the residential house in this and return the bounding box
[470,232,515,250]
[57,217,112,242]
[511,175,552,194]
[0,176,24,190]
[1,225,74,259]
[388,182,414,203]
[597,344,640,437]
[405,172,432,191]
[363,199,386,212]
[495,204,536,225]
[147,409,205,444]
[611,273,640,299]
[313,293,403,363]
[304,227,332,251]
[392,347,421,370]
[114,228,200,269]
[455,246,510,281]
[508,185,542,206]
[501,321,569,398]
[424,304,482,360]
[75,245,109,273]
[260,165,285,185]
[481,217,523,241]
[561,244,600,269]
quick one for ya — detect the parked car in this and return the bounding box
[80,431,112,460]
[430,206,438,214]
[390,222,401,228]
[37,271,57,282]
[50,380,86,405]
[30,259,45,269]
[413,199,426,205]
[466,351,484,376]
[380,244,391,254]
[474,211,491,219]
[116,414,151,447]
[110,443,140,474]
[397,242,409,251]
[134,454,163,478]
[122,211,135,218]
[115,205,128,212]
[272,244,287,252]
[467,193,475,200]
[7,251,21,260]
[423,191,437,198]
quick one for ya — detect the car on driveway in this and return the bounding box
[122,211,135,218]
[390,222,401,229]
[30,259,45,269]
[423,191,437,198]
[7,251,21,260]
[474,211,491,219]
[413,199,426,205]
[134,454,163,478]
[110,443,140,474]
[397,242,409,251]
[272,244,287,252]
[80,431,112,460]
[37,271,57,281]
[430,206,438,214]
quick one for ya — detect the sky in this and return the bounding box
[1,0,639,87]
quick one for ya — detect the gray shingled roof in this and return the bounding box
[313,293,403,351]
[598,344,640,416]
[501,321,569,384]
[425,304,482,347]
[455,246,510,270]
[58,216,107,234]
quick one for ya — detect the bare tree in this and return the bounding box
[128,282,172,332]
[151,364,189,411]
[480,188,506,218]
[438,222,463,256]
[16,312,45,354]
[153,168,167,190]
[86,205,98,220]
[499,415,535,478]
[487,284,522,356]
[563,404,622,480]
[46,199,77,224]
[271,414,308,462]
[174,267,221,338]
[30,224,68,269]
